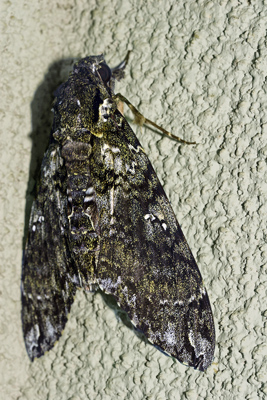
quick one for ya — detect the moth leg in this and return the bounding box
[111,51,131,78]
[114,93,196,145]
[109,51,131,93]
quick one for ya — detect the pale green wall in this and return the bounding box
[1,0,266,399]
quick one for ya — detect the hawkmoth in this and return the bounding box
[21,53,215,371]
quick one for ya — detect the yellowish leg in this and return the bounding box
[114,93,196,145]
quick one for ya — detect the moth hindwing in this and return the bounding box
[22,53,215,371]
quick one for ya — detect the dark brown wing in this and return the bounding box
[21,143,79,360]
[90,117,215,371]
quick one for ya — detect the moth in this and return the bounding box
[21,53,215,371]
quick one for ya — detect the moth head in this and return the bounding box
[73,54,128,93]
[91,57,112,85]
[72,55,112,89]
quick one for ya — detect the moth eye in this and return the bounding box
[98,64,111,84]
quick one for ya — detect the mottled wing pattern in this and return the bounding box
[90,114,215,371]
[21,144,80,360]
[22,54,215,370]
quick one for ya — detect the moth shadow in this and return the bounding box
[23,57,78,249]
[96,289,170,359]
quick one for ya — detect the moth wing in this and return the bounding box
[93,122,215,371]
[21,143,79,360]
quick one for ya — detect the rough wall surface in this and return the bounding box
[1,0,266,399]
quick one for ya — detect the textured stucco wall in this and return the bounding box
[1,0,267,399]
